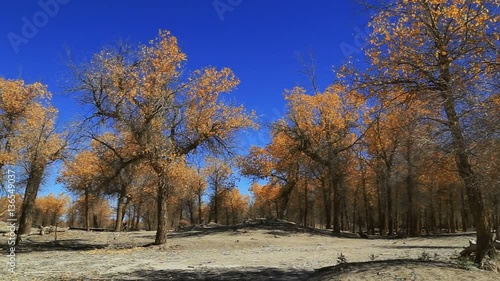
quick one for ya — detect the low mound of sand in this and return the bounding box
[177,218,337,237]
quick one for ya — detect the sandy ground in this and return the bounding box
[1,220,499,280]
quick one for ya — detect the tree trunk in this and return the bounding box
[331,164,341,234]
[402,134,415,236]
[424,208,430,236]
[277,181,294,220]
[438,187,443,232]
[93,213,99,228]
[496,200,500,241]
[352,186,358,233]
[51,208,59,226]
[461,240,500,257]
[343,193,350,232]
[406,170,416,236]
[460,186,468,232]
[178,201,184,223]
[198,189,203,224]
[386,169,393,236]
[127,204,133,228]
[394,186,399,234]
[449,190,456,233]
[208,202,213,223]
[41,211,47,227]
[213,187,219,224]
[416,211,422,235]
[442,94,494,263]
[322,180,332,229]
[303,180,308,227]
[134,203,141,230]
[496,223,500,242]
[17,164,45,242]
[376,171,386,235]
[84,187,91,231]
[275,198,281,219]
[155,178,168,245]
[361,168,374,234]
[145,211,152,231]
[188,199,195,225]
[114,188,129,232]
[429,187,436,233]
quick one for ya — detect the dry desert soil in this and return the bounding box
[1,220,499,281]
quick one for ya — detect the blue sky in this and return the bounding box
[1,0,371,196]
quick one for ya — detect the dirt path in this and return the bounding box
[1,222,498,280]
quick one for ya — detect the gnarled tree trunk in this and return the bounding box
[114,187,130,232]
[155,178,169,245]
[17,164,46,244]
[443,95,494,263]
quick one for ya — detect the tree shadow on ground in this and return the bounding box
[12,237,146,253]
[165,219,337,240]
[380,245,463,250]
[106,267,312,281]
[162,229,479,241]
[356,231,478,240]
[12,239,109,253]
[168,225,240,239]
[421,232,477,238]
[309,259,454,281]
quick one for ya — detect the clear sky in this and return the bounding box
[1,0,371,196]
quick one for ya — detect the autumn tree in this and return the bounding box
[274,84,366,233]
[108,164,136,232]
[364,0,500,262]
[70,30,256,244]
[239,131,312,220]
[193,168,207,224]
[0,78,50,172]
[249,183,281,219]
[161,158,203,227]
[66,195,113,229]
[354,151,377,235]
[34,193,69,226]
[61,135,157,232]
[172,166,207,225]
[472,93,500,240]
[1,79,60,237]
[86,132,144,232]
[365,107,404,236]
[59,150,105,231]
[204,157,236,224]
[121,164,158,230]
[219,188,249,225]
[364,97,433,236]
[14,90,67,242]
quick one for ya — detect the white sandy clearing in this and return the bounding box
[1,222,498,280]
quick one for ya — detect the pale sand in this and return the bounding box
[1,221,498,280]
